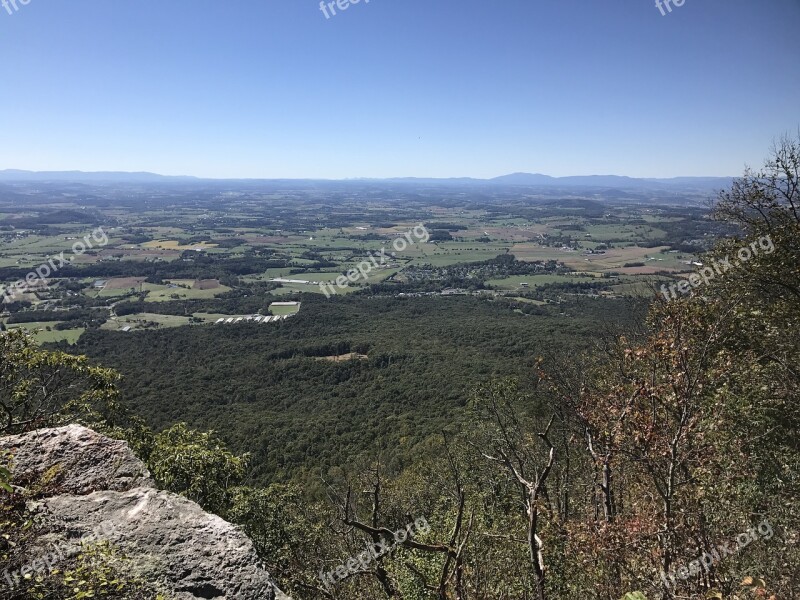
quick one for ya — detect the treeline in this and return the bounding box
[7,308,108,324]
[397,254,565,292]
[0,254,289,283]
[113,290,283,317]
[526,279,615,301]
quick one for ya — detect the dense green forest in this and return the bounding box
[63,293,640,486]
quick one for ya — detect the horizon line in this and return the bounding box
[0,169,738,182]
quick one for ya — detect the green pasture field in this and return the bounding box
[269,303,301,316]
[142,282,231,302]
[103,313,193,331]
[5,321,85,344]
[580,224,667,242]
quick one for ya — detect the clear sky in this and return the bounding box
[1,0,799,179]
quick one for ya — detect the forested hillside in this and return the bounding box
[63,294,640,485]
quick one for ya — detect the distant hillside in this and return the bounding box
[0,170,197,183]
[0,169,733,191]
[491,172,733,190]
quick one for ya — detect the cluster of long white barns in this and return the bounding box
[214,314,294,325]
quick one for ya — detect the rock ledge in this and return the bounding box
[0,425,286,600]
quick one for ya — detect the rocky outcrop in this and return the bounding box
[0,426,287,600]
[0,425,153,494]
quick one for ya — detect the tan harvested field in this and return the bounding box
[69,253,102,264]
[485,227,542,242]
[511,243,682,273]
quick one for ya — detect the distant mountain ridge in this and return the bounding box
[0,170,198,183]
[489,172,733,188]
[0,169,734,190]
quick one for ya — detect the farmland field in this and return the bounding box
[269,302,302,316]
[0,184,728,344]
[5,321,85,344]
[141,240,219,251]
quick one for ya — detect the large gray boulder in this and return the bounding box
[0,424,153,494]
[38,487,277,600]
[1,426,287,600]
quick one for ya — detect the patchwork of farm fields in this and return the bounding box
[0,191,724,345]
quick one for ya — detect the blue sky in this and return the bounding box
[1,0,798,179]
